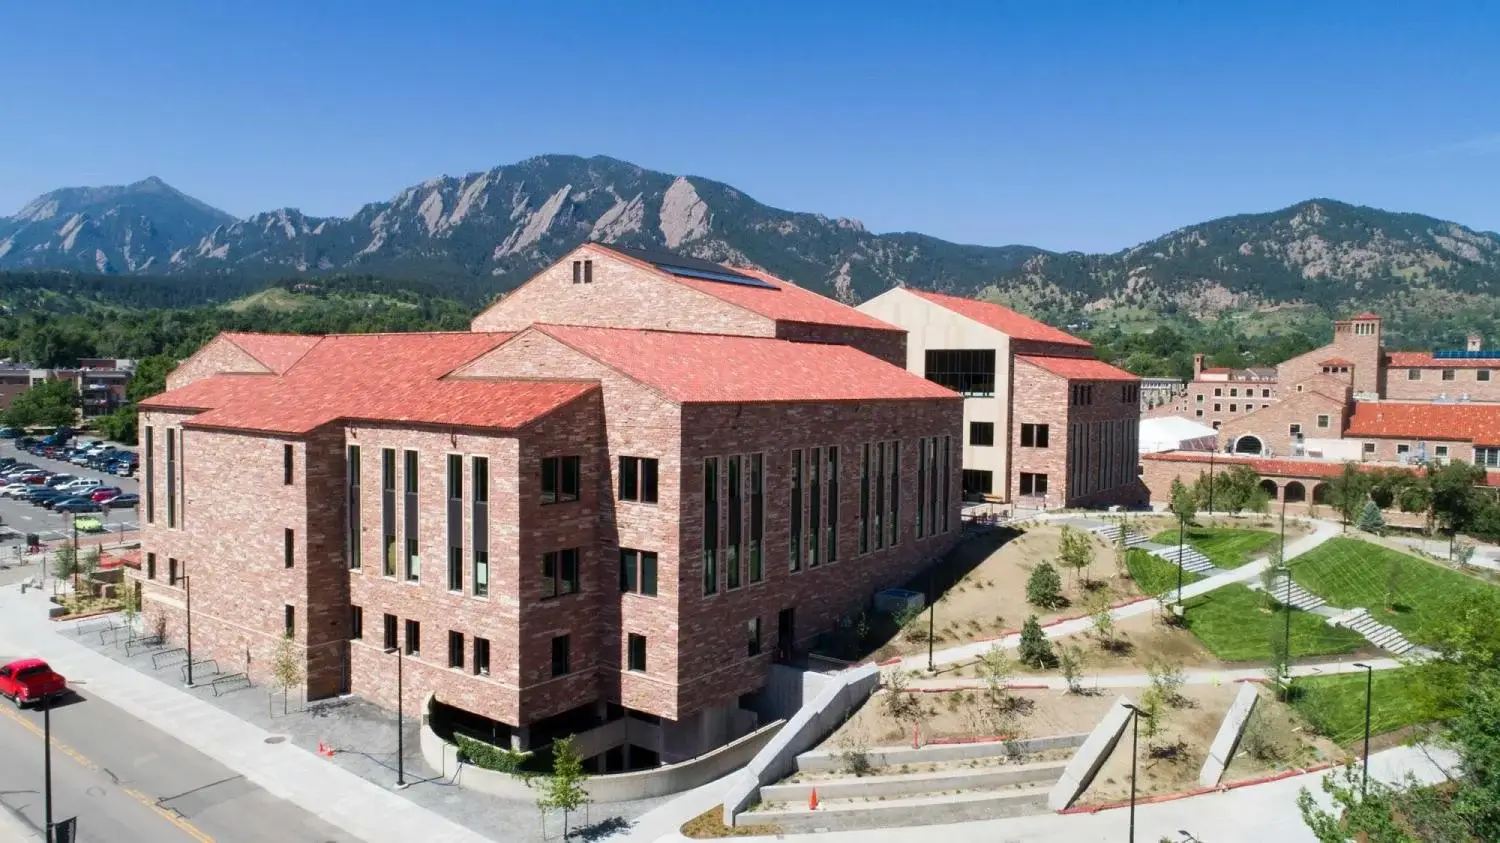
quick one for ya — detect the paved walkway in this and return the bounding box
[0,584,493,843]
[900,517,1343,670]
[908,657,1406,691]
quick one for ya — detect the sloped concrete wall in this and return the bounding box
[1199,683,1260,787]
[1046,695,1134,811]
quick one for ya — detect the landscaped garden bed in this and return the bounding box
[1288,668,1452,748]
[1179,584,1369,661]
[1150,522,1295,569]
[1076,684,1241,804]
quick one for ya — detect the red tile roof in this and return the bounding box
[222,332,320,373]
[1017,355,1139,382]
[533,324,958,404]
[144,332,597,434]
[1345,402,1500,445]
[1385,351,1498,369]
[594,246,899,333]
[1319,358,1354,366]
[1349,312,1381,321]
[902,289,1091,347]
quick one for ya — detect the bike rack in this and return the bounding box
[75,616,114,637]
[180,659,220,683]
[151,648,187,670]
[124,634,165,657]
[211,673,251,696]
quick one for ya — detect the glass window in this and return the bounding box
[473,637,490,676]
[1021,423,1050,448]
[551,635,570,677]
[448,631,464,668]
[627,633,647,672]
[1442,369,1456,381]
[404,619,420,657]
[747,618,761,657]
[922,349,996,397]
[541,456,581,504]
[969,422,995,447]
[350,605,363,639]
[703,457,719,593]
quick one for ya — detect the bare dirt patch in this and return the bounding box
[1221,687,1346,783]
[822,687,1121,751]
[1026,611,1229,678]
[1078,684,1240,804]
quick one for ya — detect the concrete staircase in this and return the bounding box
[1328,608,1416,656]
[1089,524,1150,548]
[1260,575,1328,612]
[1149,544,1217,575]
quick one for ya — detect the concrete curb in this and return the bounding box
[1060,761,1340,814]
[1045,695,1133,811]
[1199,683,1260,787]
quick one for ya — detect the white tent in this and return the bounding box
[1140,416,1218,454]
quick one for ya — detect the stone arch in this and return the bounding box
[1312,482,1331,504]
[1260,479,1279,500]
[1232,434,1264,455]
[1284,481,1307,503]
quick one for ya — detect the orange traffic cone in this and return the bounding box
[809,788,819,811]
[317,740,334,758]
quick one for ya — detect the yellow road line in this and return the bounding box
[0,704,215,843]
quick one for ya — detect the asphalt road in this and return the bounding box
[0,441,140,554]
[0,677,361,843]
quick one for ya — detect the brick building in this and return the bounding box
[856,288,1144,508]
[130,245,963,771]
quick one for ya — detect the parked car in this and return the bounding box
[30,491,71,507]
[73,516,104,532]
[0,659,68,708]
[0,483,33,498]
[109,462,136,477]
[0,428,18,439]
[43,474,76,488]
[55,498,102,514]
[90,487,122,503]
[55,478,102,492]
[105,493,139,509]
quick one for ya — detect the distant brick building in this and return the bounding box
[130,245,963,771]
[856,289,1144,508]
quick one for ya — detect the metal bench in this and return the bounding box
[180,659,220,683]
[211,673,251,696]
[151,648,188,670]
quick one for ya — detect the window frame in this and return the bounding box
[541,456,581,505]
[627,633,647,672]
[551,635,570,677]
[542,548,581,599]
[968,421,995,447]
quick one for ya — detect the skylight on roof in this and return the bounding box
[653,262,777,290]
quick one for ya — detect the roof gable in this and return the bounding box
[902,289,1090,347]
[1017,355,1137,381]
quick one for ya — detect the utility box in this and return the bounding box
[874,588,925,616]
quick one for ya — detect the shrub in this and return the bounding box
[1017,615,1056,669]
[1356,500,1386,535]
[1026,561,1066,609]
[456,734,532,775]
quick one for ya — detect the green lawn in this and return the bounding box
[1150,526,1279,569]
[1290,669,1452,745]
[1289,538,1497,644]
[1126,548,1203,596]
[1180,583,1367,661]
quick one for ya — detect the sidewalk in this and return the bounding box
[0,584,493,843]
[0,808,41,843]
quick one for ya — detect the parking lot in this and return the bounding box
[0,439,140,556]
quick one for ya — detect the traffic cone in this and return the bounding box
[809,788,819,811]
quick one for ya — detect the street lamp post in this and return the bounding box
[1354,662,1374,796]
[1207,451,1216,514]
[384,646,407,789]
[1176,510,1186,608]
[1123,703,1152,843]
[926,567,936,673]
[43,695,53,841]
[181,574,194,687]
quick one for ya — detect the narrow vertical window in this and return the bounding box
[583,259,593,283]
[144,426,155,524]
[572,260,582,283]
[448,631,464,669]
[749,454,764,583]
[620,549,638,593]
[284,604,295,636]
[703,457,719,595]
[347,445,361,570]
[166,428,177,529]
[472,456,489,597]
[284,528,294,568]
[447,454,463,592]
[826,446,838,562]
[473,637,490,676]
[283,443,294,485]
[405,619,420,657]
[727,456,741,589]
[874,442,885,550]
[383,614,397,650]
[627,634,647,671]
[808,447,821,567]
[916,436,927,538]
[403,450,419,582]
[350,605,363,639]
[942,435,951,532]
[859,444,870,554]
[789,450,802,571]
[747,617,762,656]
[928,437,939,535]
[551,635,570,677]
[381,449,396,577]
[888,441,900,546]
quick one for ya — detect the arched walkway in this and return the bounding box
[1260,479,1279,500]
[1232,434,1264,455]
[1284,481,1307,503]
[1312,483,1330,504]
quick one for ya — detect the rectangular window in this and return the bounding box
[284,528,294,568]
[447,454,462,592]
[1196,409,1204,418]
[923,349,996,397]
[541,456,581,504]
[808,447,821,567]
[405,619,420,657]
[1020,472,1049,496]
[166,428,177,528]
[572,260,582,283]
[1196,394,1204,403]
[917,437,927,538]
[1214,403,1222,412]
[1229,403,1238,413]
[620,549,658,596]
[144,426,155,523]
[942,435,951,532]
[1436,445,1449,459]
[168,557,178,586]
[859,444,870,554]
[542,549,581,598]
[1021,423,1050,448]
[1408,368,1421,380]
[146,552,156,580]
[350,605,363,640]
[826,446,838,562]
[747,617,761,657]
[1230,388,1238,397]
[618,456,660,503]
[962,469,993,496]
[551,635,570,677]
[1069,384,1095,406]
[1480,370,1493,382]
[347,445,361,570]
[1477,448,1500,468]
[627,633,647,672]
[1397,443,1411,456]
[448,631,464,669]
[284,604,295,636]
[472,456,488,598]
[1262,389,1272,398]
[473,637,490,676]
[888,441,900,546]
[874,442,885,550]
[1290,423,1302,436]
[1363,442,1376,455]
[1317,414,1331,429]
[1443,369,1457,381]
[790,449,803,569]
[969,422,995,447]
[381,449,396,577]
[704,457,720,593]
[727,456,741,588]
[403,450,419,582]
[927,437,939,535]
[749,454,764,583]
[383,614,398,651]
[283,443,294,485]
[1214,388,1223,397]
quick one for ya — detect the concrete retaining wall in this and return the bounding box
[1046,695,1134,811]
[722,664,881,825]
[762,758,1067,802]
[794,732,1088,773]
[418,695,786,802]
[1199,683,1260,787]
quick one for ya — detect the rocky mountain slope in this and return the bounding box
[4,155,1499,314]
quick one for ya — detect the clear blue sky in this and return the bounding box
[3,0,1497,252]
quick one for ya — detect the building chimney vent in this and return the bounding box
[1468,333,1483,352]
[1192,353,1205,379]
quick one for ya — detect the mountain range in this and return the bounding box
[4,154,1500,317]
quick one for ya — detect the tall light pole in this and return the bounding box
[1207,451,1216,513]
[43,694,54,841]
[384,646,407,789]
[181,574,194,687]
[1176,510,1186,608]
[1123,702,1152,843]
[1354,662,1374,796]
[927,568,936,672]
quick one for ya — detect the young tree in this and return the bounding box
[1091,601,1116,650]
[1017,615,1056,669]
[1327,461,1371,529]
[119,578,141,635]
[52,543,79,581]
[1058,526,1095,588]
[1168,477,1197,524]
[537,735,591,839]
[970,649,1019,736]
[271,632,303,715]
[1113,519,1131,580]
[883,669,927,740]
[1429,460,1485,538]
[1059,646,1086,694]
[1357,499,1386,535]
[1025,561,1066,609]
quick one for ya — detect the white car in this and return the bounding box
[0,483,31,497]
[55,478,102,492]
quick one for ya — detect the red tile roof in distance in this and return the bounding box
[144,332,598,435]
[1017,355,1138,382]
[1319,357,1354,366]
[1349,312,1381,320]
[903,289,1091,347]
[1346,402,1500,445]
[1385,351,1496,369]
[594,246,898,333]
[222,332,320,373]
[534,324,957,404]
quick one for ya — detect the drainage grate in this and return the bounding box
[264,736,287,744]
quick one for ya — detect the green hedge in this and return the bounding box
[455,734,533,776]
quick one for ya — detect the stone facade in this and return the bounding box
[1382,364,1500,403]
[1277,314,1383,396]
[1217,383,1349,457]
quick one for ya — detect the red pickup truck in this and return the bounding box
[0,658,68,708]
